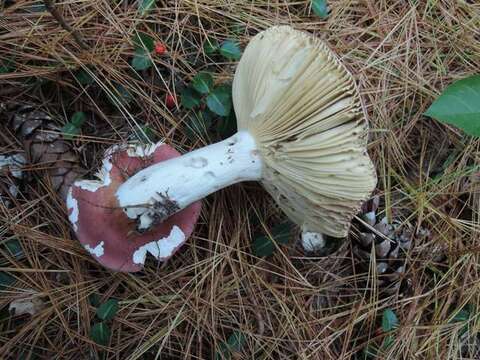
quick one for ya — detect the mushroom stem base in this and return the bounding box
[116,131,262,231]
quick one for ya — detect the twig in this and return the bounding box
[43,0,89,50]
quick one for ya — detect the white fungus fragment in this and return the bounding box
[301,230,325,252]
[84,241,105,257]
[126,141,164,158]
[66,188,79,232]
[132,225,185,265]
[0,153,26,179]
[9,294,45,316]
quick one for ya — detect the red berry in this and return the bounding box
[165,93,176,109]
[154,42,166,55]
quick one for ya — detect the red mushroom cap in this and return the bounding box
[66,142,201,272]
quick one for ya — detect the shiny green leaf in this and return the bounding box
[96,299,119,321]
[131,48,152,71]
[61,123,80,139]
[215,330,247,360]
[90,322,111,346]
[89,293,101,307]
[111,83,133,106]
[133,125,156,143]
[425,75,480,137]
[312,0,329,19]
[74,69,94,85]
[180,87,202,109]
[192,72,214,94]
[139,0,155,15]
[133,32,154,52]
[0,272,15,290]
[4,239,23,258]
[219,40,241,61]
[252,222,292,257]
[204,38,219,55]
[71,111,86,127]
[206,86,232,117]
[381,309,399,332]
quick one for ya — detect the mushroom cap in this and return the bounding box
[233,26,377,237]
[66,143,201,272]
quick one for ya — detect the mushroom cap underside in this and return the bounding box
[233,25,377,237]
[67,143,201,272]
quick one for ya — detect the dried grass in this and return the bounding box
[1,0,480,359]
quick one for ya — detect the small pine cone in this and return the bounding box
[352,196,414,295]
[5,104,84,200]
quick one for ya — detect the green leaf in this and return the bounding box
[89,293,101,307]
[61,123,80,139]
[219,40,242,61]
[192,72,214,95]
[312,0,329,19]
[362,344,378,359]
[133,125,156,143]
[74,69,94,86]
[215,330,247,360]
[217,108,237,139]
[425,75,480,137]
[381,335,395,351]
[109,83,133,106]
[71,112,86,127]
[0,59,14,74]
[381,309,399,332]
[0,65,11,74]
[133,32,154,52]
[204,38,219,55]
[452,309,471,323]
[0,272,15,290]
[206,86,232,117]
[96,299,119,321]
[62,112,86,140]
[4,239,23,259]
[230,23,245,36]
[252,222,292,257]
[132,48,152,71]
[450,304,474,336]
[180,87,202,109]
[90,322,111,346]
[139,0,155,15]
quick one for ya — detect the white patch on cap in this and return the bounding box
[132,225,185,265]
[74,152,114,192]
[66,188,79,232]
[84,241,104,257]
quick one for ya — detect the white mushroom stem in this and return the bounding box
[116,130,262,230]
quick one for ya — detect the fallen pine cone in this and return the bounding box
[2,103,84,200]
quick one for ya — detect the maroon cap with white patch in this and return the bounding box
[66,143,201,272]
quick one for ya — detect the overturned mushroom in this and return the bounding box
[67,143,201,272]
[116,26,377,235]
[69,25,376,271]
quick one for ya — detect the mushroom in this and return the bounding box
[67,142,201,272]
[68,25,376,271]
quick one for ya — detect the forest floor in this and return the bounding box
[1,0,480,359]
